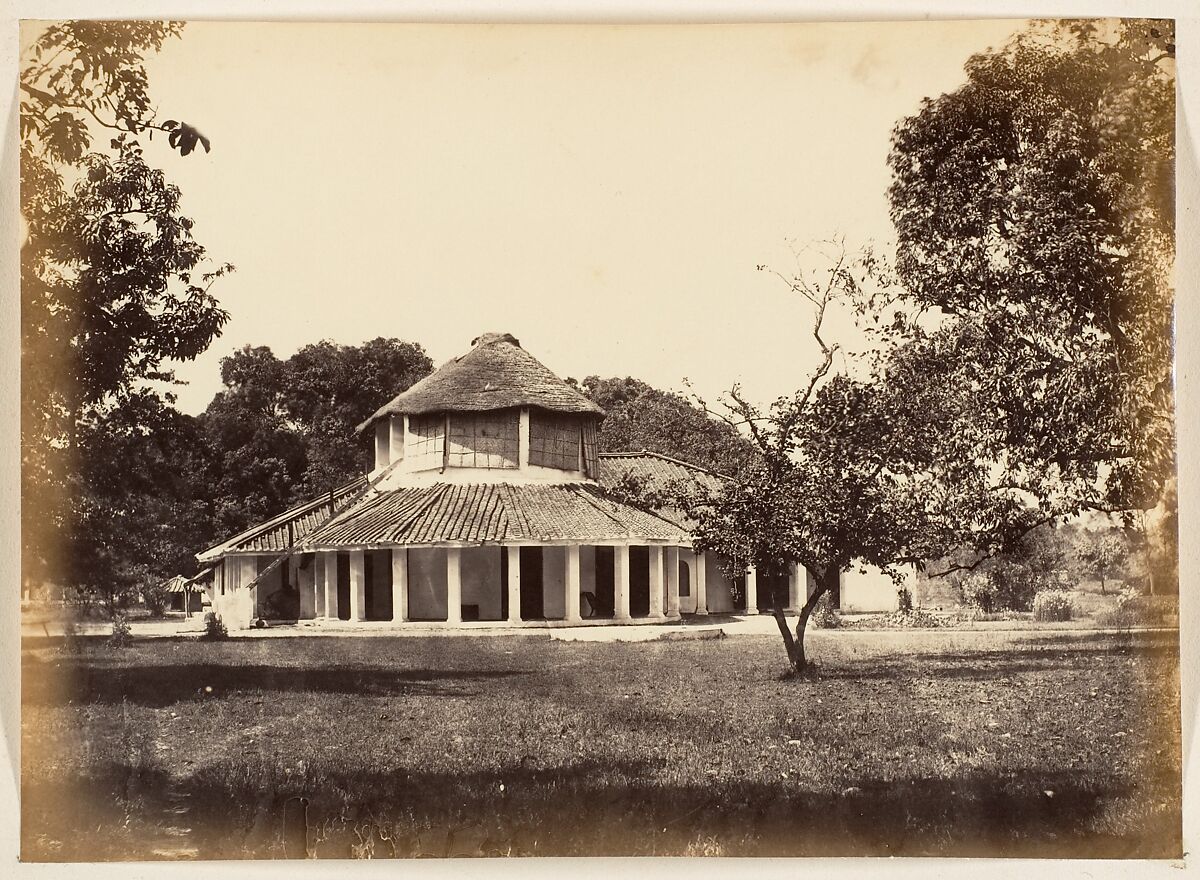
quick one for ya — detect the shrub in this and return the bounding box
[959,573,998,614]
[810,592,840,629]
[202,612,229,641]
[897,587,914,614]
[107,615,133,649]
[1032,589,1076,622]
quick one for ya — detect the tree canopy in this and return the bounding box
[577,376,759,477]
[887,20,1175,518]
[200,339,433,537]
[20,21,230,596]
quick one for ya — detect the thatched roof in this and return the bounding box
[357,332,603,432]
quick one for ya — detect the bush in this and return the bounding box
[810,592,840,629]
[107,615,133,649]
[1095,590,1178,629]
[897,587,914,614]
[959,573,998,614]
[202,612,229,641]
[1032,589,1076,622]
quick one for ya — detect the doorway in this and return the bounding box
[519,546,544,620]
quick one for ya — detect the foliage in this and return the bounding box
[140,574,174,618]
[897,586,914,614]
[1074,530,1130,594]
[887,20,1175,523]
[810,592,840,629]
[843,609,948,629]
[106,615,132,649]
[577,376,759,477]
[199,339,432,537]
[202,611,229,641]
[1032,590,1076,622]
[694,240,951,671]
[959,572,999,615]
[20,21,230,598]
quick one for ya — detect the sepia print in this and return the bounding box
[16,16,1182,861]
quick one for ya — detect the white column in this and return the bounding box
[518,409,531,469]
[389,414,405,465]
[745,565,758,615]
[649,545,665,618]
[322,551,338,619]
[314,554,326,618]
[694,552,708,615]
[507,546,522,623]
[446,547,462,624]
[374,421,391,471]
[391,549,408,623]
[565,545,582,622]
[349,550,366,621]
[788,562,803,612]
[614,544,632,620]
[666,547,681,618]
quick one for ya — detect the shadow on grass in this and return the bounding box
[21,756,1182,860]
[22,655,530,707]
[804,639,1179,682]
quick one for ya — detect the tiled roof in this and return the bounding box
[358,332,603,431]
[196,477,369,561]
[597,451,729,496]
[302,482,690,547]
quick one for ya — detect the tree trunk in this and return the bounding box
[774,563,839,675]
[1099,573,1106,595]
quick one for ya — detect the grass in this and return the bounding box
[21,628,1182,860]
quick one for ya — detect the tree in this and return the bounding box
[1075,530,1130,595]
[200,338,433,538]
[577,376,759,476]
[21,21,230,604]
[887,20,1175,522]
[691,242,953,673]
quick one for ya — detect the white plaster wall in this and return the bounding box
[298,558,315,619]
[541,545,566,620]
[706,554,737,613]
[460,546,503,620]
[211,556,257,630]
[580,545,596,598]
[408,547,448,620]
[840,565,907,613]
[678,551,696,614]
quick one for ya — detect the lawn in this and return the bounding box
[21,628,1182,860]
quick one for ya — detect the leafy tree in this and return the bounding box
[20,21,230,604]
[691,243,953,672]
[887,20,1175,522]
[200,338,433,538]
[577,376,759,477]
[1075,530,1130,595]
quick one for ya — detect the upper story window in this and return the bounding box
[529,411,582,472]
[406,414,445,471]
[447,410,519,469]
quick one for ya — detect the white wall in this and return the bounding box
[408,547,448,620]
[460,546,503,620]
[840,564,909,613]
[678,551,696,614]
[542,545,566,620]
[706,553,737,613]
[211,556,257,630]
[298,557,315,619]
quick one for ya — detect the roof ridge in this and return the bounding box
[598,449,732,482]
[197,475,367,560]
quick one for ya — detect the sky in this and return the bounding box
[107,19,1026,414]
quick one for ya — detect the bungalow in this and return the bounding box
[197,332,898,630]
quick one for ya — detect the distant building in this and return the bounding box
[197,332,897,630]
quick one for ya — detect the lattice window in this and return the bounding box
[529,412,582,471]
[446,411,519,469]
[406,413,445,471]
[581,418,600,477]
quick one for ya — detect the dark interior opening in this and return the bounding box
[336,553,350,620]
[519,546,544,620]
[629,546,650,617]
[365,550,393,621]
[594,546,616,617]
